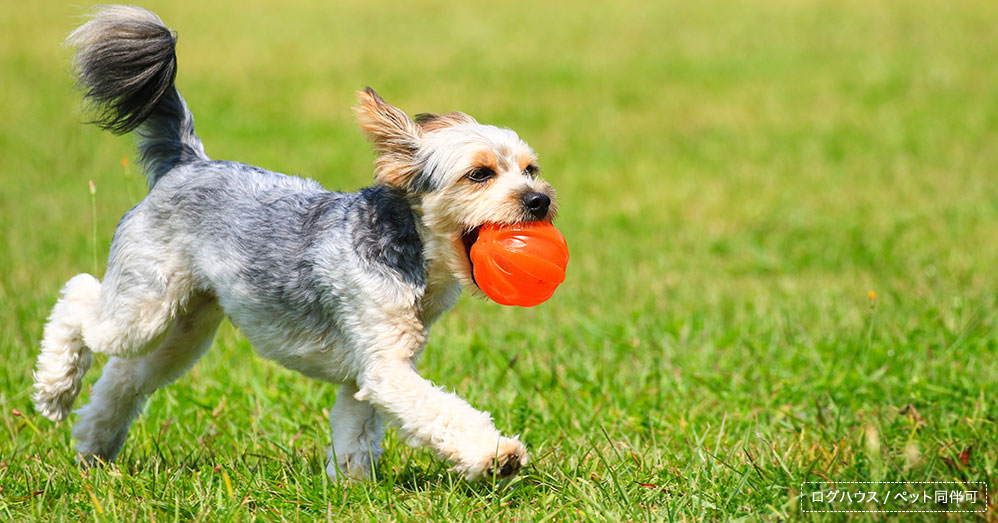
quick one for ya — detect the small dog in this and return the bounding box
[33,6,557,481]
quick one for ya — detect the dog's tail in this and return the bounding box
[68,6,208,187]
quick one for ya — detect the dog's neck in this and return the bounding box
[406,196,463,325]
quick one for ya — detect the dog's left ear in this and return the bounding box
[354,87,425,189]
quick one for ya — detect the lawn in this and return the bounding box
[1,0,996,520]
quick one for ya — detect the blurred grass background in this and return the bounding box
[1,0,996,520]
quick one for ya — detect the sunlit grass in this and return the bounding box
[1,0,996,520]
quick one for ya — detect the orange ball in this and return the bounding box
[469,221,569,307]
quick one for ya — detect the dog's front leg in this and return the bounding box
[326,382,383,481]
[355,346,528,480]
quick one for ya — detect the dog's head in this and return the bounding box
[355,88,557,289]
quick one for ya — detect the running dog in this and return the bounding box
[33,5,556,481]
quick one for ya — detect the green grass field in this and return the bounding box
[2,0,997,520]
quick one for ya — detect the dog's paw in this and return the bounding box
[326,448,377,482]
[457,436,529,481]
[32,386,77,423]
[326,459,371,482]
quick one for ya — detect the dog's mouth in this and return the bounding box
[460,226,482,282]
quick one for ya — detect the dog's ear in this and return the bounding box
[414,111,477,132]
[354,87,424,189]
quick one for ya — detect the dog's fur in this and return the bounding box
[32,6,557,481]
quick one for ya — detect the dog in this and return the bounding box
[32,5,557,481]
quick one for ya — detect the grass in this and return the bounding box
[1,0,997,520]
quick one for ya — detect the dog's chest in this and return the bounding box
[420,260,461,326]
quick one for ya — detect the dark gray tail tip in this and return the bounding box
[68,5,179,135]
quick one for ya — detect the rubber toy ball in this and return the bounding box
[469,221,569,307]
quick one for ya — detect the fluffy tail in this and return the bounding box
[68,6,208,187]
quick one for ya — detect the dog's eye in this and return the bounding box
[465,167,496,183]
[524,164,539,177]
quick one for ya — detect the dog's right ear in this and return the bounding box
[354,87,425,189]
[414,111,477,132]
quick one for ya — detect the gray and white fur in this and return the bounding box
[34,5,558,481]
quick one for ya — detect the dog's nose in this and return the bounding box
[522,192,550,219]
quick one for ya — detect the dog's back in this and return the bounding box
[135,162,426,374]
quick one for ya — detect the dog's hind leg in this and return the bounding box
[326,382,384,481]
[73,294,223,463]
[33,242,194,422]
[33,274,102,422]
